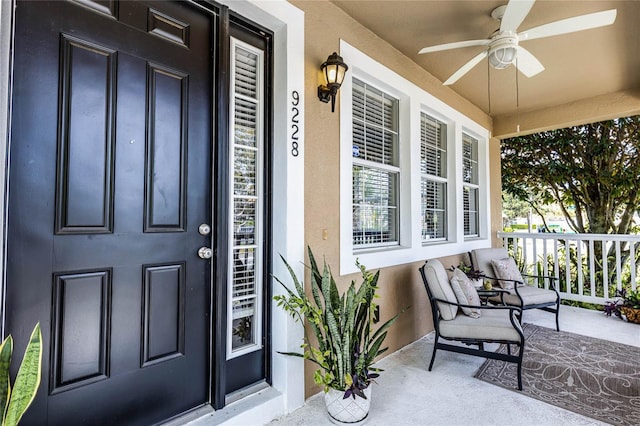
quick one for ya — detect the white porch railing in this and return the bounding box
[497,231,640,305]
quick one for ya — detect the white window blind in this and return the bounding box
[352,79,399,248]
[228,40,263,358]
[421,113,447,241]
[463,133,479,237]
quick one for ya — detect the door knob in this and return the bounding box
[198,223,211,236]
[198,247,213,259]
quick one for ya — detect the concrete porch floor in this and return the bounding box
[270,305,640,426]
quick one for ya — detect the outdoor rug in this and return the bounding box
[475,323,640,426]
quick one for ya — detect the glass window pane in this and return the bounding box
[233,199,256,244]
[352,79,399,167]
[421,178,446,241]
[464,187,479,236]
[232,298,256,350]
[352,165,398,246]
[234,147,256,196]
[421,113,446,177]
[462,134,478,184]
[235,47,258,98]
[235,99,257,148]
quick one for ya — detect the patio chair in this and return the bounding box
[419,259,525,390]
[470,247,561,331]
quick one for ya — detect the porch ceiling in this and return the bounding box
[331,0,640,119]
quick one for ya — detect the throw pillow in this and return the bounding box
[491,257,524,290]
[450,268,481,318]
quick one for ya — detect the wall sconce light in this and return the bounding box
[317,52,348,113]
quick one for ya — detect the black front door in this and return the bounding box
[7,1,213,424]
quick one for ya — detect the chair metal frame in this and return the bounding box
[470,249,561,331]
[419,263,526,390]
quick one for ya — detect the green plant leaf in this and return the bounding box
[4,323,42,426]
[0,335,13,424]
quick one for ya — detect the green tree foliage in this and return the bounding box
[502,192,531,221]
[501,116,640,235]
[503,117,640,294]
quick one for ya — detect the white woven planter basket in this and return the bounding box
[324,386,371,425]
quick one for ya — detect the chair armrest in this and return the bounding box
[521,274,560,293]
[522,273,558,281]
[430,296,523,314]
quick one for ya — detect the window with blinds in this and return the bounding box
[352,79,399,248]
[228,40,263,358]
[463,133,479,237]
[420,113,447,242]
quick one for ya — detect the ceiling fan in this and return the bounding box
[418,0,617,85]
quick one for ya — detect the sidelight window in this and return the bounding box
[228,39,264,358]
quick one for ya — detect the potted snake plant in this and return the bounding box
[0,323,42,426]
[274,247,404,424]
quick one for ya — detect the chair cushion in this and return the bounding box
[439,308,522,342]
[491,257,524,290]
[450,268,481,318]
[424,259,458,320]
[489,285,558,307]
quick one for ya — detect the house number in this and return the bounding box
[291,90,300,157]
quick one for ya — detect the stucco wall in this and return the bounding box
[289,0,496,397]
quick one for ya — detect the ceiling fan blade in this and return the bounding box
[419,39,489,54]
[515,46,544,77]
[500,0,536,33]
[520,9,617,41]
[443,51,488,85]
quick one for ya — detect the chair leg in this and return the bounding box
[555,303,560,332]
[507,344,511,355]
[428,335,438,371]
[478,342,484,351]
[517,360,523,390]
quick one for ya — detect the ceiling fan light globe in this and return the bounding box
[489,46,517,69]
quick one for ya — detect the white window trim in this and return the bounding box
[339,40,491,276]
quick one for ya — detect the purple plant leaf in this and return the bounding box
[343,389,353,400]
[353,387,367,399]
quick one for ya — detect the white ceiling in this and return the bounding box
[331,0,640,118]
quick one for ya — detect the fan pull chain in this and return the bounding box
[487,58,491,115]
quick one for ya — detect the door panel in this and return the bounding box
[7,1,213,424]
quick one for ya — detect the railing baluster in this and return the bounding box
[589,239,595,298]
[602,239,608,300]
[577,238,583,298]
[553,237,560,291]
[542,238,549,289]
[532,233,538,277]
[615,240,622,292]
[564,239,571,296]
[632,241,637,292]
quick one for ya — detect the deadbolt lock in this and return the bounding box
[198,224,211,236]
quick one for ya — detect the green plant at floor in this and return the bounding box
[274,247,405,399]
[0,323,42,426]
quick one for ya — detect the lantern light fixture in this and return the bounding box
[317,52,348,113]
